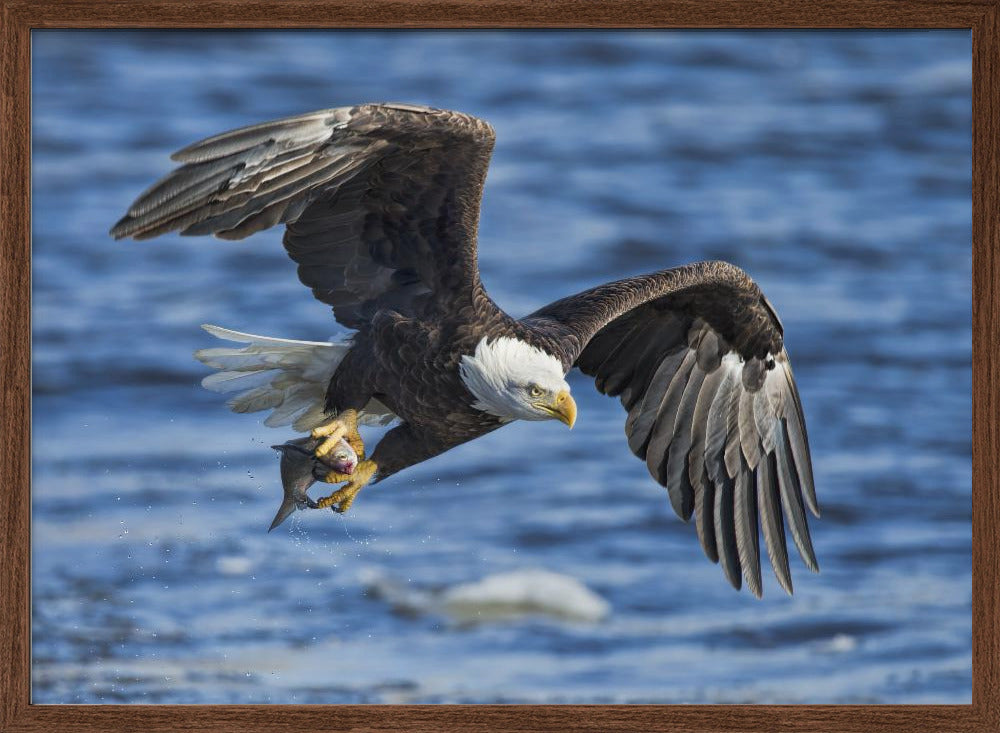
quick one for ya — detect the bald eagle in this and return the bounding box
[111,103,819,597]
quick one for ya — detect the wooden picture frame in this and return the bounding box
[2,1,996,731]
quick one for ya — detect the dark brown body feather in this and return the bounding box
[112,104,819,597]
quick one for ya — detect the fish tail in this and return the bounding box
[268,495,300,532]
[268,440,319,532]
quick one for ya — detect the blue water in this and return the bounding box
[31,31,971,704]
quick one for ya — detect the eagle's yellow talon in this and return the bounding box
[311,409,356,438]
[315,485,362,513]
[314,459,377,514]
[311,409,363,461]
[314,436,344,459]
[345,432,365,461]
[320,471,352,484]
[314,493,341,510]
[334,491,360,514]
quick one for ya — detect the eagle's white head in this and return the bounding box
[459,336,577,426]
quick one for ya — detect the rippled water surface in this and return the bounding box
[31,31,971,704]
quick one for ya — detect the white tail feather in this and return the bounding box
[194,324,396,430]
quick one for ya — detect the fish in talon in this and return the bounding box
[268,436,358,531]
[319,436,359,475]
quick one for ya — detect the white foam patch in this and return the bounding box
[215,556,253,575]
[822,633,858,654]
[360,567,610,624]
[441,569,610,623]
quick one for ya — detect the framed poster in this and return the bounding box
[3,2,995,731]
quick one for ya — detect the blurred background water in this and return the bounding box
[31,30,971,704]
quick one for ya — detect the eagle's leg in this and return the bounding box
[312,409,363,463]
[315,459,378,514]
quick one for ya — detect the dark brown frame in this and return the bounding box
[2,1,996,731]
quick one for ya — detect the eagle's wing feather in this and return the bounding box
[524,261,817,597]
[111,104,496,328]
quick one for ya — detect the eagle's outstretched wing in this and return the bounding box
[111,103,495,328]
[524,261,818,597]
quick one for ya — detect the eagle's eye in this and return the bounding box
[528,385,543,398]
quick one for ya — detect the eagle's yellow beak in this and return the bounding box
[548,389,577,429]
